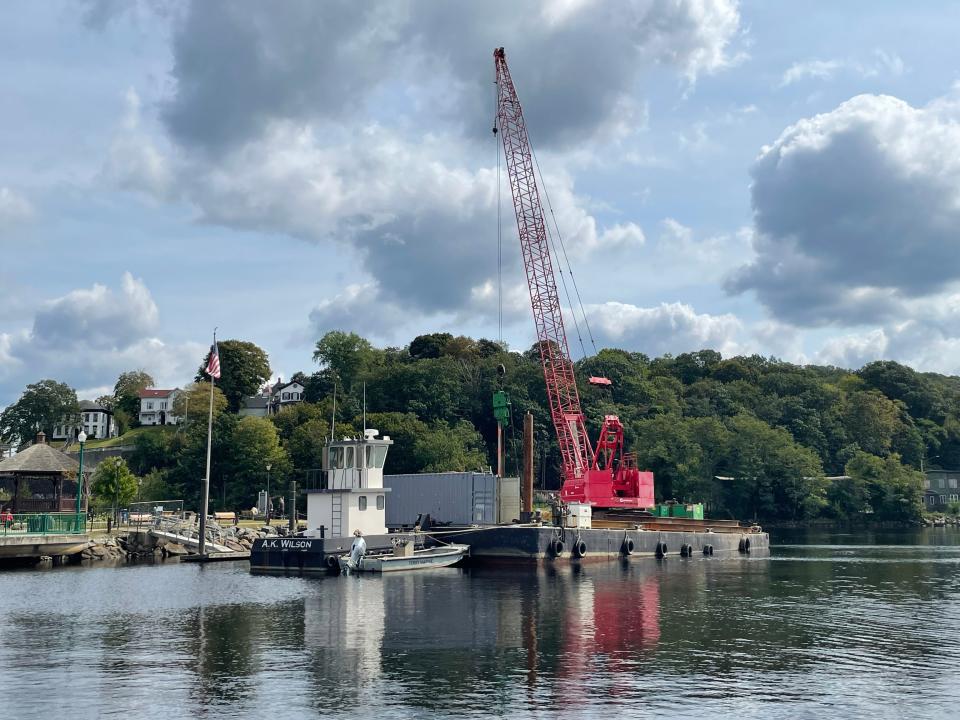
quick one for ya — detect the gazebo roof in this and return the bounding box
[0,442,79,475]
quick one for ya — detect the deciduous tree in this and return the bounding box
[0,380,78,446]
[196,340,271,412]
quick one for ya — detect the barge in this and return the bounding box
[250,431,768,575]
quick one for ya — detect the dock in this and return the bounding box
[181,551,251,563]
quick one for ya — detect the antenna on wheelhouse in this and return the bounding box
[330,382,337,443]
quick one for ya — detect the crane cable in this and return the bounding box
[493,80,503,346]
[529,143,599,358]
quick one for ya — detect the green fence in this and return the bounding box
[1,512,87,535]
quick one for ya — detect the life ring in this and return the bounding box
[622,538,635,556]
[573,540,588,558]
[551,539,565,556]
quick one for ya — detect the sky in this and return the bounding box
[3,0,960,407]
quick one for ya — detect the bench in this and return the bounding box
[213,512,237,524]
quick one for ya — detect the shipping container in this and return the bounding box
[385,472,519,528]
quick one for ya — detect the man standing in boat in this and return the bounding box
[350,529,367,568]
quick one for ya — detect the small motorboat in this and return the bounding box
[339,538,469,574]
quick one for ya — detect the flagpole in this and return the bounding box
[199,329,216,557]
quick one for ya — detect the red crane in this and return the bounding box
[493,47,654,510]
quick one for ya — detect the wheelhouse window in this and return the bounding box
[358,496,367,511]
[372,446,388,468]
[376,495,384,510]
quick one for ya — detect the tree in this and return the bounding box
[172,382,229,426]
[843,391,898,456]
[138,469,172,503]
[196,340,271,412]
[271,403,326,444]
[845,451,924,521]
[130,429,172,475]
[221,416,290,509]
[113,370,155,427]
[0,380,78,445]
[409,333,454,359]
[415,420,488,473]
[91,457,138,520]
[313,331,376,391]
[287,419,330,470]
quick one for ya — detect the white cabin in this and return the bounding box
[304,430,393,538]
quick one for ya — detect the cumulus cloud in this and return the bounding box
[32,272,158,350]
[0,275,201,405]
[103,89,173,198]
[94,0,745,338]
[814,328,888,369]
[161,0,743,152]
[586,300,742,357]
[307,283,411,343]
[727,93,960,326]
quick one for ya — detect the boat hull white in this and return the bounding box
[339,544,469,573]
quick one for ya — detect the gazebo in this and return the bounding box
[0,432,86,513]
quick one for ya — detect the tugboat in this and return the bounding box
[250,429,461,574]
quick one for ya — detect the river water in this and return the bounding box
[2,530,959,719]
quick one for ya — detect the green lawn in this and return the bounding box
[73,425,177,450]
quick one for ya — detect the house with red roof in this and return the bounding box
[139,388,182,426]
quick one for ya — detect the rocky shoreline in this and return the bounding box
[78,525,287,563]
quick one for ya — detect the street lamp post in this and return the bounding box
[75,430,87,533]
[265,462,272,525]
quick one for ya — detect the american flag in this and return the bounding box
[206,341,221,379]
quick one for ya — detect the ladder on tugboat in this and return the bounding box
[331,494,343,537]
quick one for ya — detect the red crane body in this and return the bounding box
[494,48,654,510]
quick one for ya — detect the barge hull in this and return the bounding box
[433,525,767,561]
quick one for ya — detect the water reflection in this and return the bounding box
[2,535,960,718]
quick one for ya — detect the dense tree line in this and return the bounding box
[5,330,952,521]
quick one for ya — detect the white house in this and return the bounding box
[139,388,181,426]
[269,379,305,414]
[52,400,118,441]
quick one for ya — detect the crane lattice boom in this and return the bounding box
[494,47,591,484]
[494,47,654,509]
